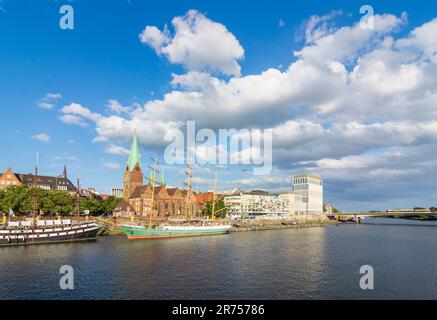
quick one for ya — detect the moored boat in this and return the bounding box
[0,154,102,246]
[121,158,231,240]
[121,221,231,240]
[0,219,101,246]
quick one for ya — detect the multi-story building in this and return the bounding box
[292,174,323,214]
[111,187,124,198]
[225,193,286,216]
[79,187,105,199]
[224,174,324,216]
[224,196,242,215]
[195,191,215,214]
[0,166,76,192]
[278,192,307,214]
[0,168,21,189]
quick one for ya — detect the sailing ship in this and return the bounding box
[0,156,101,246]
[121,222,232,240]
[0,219,101,246]
[121,159,231,240]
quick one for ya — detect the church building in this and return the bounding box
[123,133,143,201]
[119,134,199,219]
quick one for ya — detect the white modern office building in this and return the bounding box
[278,192,307,214]
[224,194,288,216]
[292,174,323,214]
[224,174,324,216]
[111,187,124,198]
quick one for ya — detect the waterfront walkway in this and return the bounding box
[92,215,328,235]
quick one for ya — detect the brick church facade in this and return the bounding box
[121,134,199,218]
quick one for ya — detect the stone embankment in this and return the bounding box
[229,216,328,232]
[93,215,330,236]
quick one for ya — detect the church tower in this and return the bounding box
[123,133,143,200]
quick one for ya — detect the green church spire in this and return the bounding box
[127,132,141,172]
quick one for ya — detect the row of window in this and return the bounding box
[0,181,68,191]
[0,180,18,185]
[293,178,323,186]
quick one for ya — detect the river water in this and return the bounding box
[1,218,437,300]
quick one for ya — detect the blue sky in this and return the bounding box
[1,0,437,211]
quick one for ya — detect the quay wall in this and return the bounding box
[95,215,330,236]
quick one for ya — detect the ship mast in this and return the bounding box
[32,152,39,231]
[212,173,217,220]
[145,157,159,229]
[184,160,193,220]
[76,177,81,220]
[210,174,226,219]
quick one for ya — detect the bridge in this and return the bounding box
[328,211,437,224]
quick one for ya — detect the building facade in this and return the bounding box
[292,174,323,214]
[111,187,124,198]
[278,192,307,214]
[128,184,198,218]
[119,134,199,218]
[224,193,288,216]
[0,166,76,192]
[0,168,21,189]
[196,192,215,214]
[224,174,324,216]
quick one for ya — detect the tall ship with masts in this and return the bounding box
[0,156,101,246]
[120,137,231,240]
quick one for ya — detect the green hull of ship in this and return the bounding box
[122,226,230,240]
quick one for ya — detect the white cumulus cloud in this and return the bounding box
[139,9,244,76]
[58,11,437,209]
[37,93,62,110]
[32,133,51,142]
[102,162,121,170]
[105,144,130,156]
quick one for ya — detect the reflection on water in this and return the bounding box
[362,217,437,226]
[1,221,437,300]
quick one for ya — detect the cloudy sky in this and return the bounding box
[1,0,437,211]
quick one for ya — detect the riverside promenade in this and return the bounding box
[229,215,327,232]
[92,215,329,236]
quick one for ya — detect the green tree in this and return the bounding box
[80,197,103,216]
[45,190,75,215]
[204,200,227,219]
[0,185,33,214]
[0,185,77,216]
[101,196,123,215]
[0,188,5,214]
[0,185,123,217]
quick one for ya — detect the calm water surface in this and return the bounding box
[1,219,437,300]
